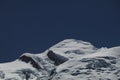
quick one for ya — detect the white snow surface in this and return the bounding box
[0,39,120,80]
[49,39,97,59]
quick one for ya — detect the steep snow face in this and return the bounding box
[50,39,97,59]
[0,53,55,80]
[82,46,120,59]
[54,57,120,80]
[0,60,38,80]
[53,46,120,80]
[0,39,120,80]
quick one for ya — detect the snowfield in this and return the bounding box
[0,39,120,80]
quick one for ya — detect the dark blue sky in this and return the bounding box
[0,0,120,62]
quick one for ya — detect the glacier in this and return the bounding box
[0,39,120,80]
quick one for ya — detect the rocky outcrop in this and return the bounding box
[47,50,68,66]
[19,55,41,69]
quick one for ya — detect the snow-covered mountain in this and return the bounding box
[0,39,120,80]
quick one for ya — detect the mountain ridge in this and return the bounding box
[0,39,120,80]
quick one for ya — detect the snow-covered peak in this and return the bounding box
[0,39,120,80]
[51,39,95,49]
[49,39,97,59]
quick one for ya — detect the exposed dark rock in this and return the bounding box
[19,55,41,69]
[65,50,84,54]
[61,69,69,73]
[98,56,116,60]
[47,50,68,66]
[86,59,111,69]
[50,69,56,76]
[0,71,5,79]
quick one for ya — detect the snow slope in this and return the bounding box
[49,39,97,59]
[0,39,120,80]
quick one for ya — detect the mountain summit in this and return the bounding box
[0,39,120,80]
